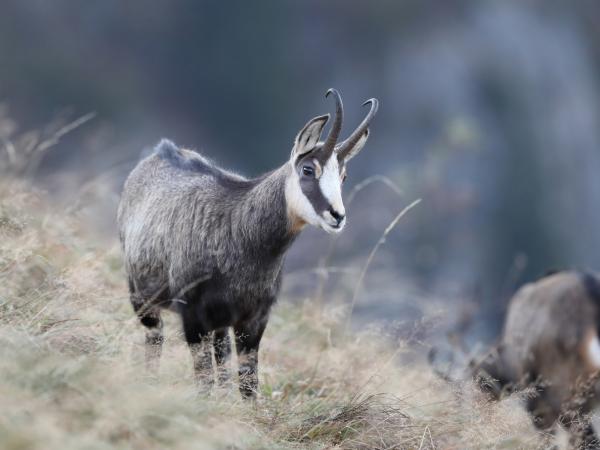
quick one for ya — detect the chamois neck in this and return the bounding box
[234,163,300,258]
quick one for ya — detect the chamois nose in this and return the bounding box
[328,207,345,226]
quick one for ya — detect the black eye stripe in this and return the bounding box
[300,176,332,213]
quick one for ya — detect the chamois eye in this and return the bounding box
[342,174,348,183]
[302,166,314,177]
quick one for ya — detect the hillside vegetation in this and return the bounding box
[0,180,551,449]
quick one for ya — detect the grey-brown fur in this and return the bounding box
[117,90,378,398]
[473,271,600,447]
[119,140,295,397]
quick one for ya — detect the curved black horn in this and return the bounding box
[322,88,344,154]
[337,98,379,159]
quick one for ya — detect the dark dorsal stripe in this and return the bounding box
[580,272,600,334]
[542,268,561,278]
[582,272,600,308]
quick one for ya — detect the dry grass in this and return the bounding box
[0,179,555,450]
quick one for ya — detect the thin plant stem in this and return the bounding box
[24,112,97,177]
[313,175,405,311]
[345,198,422,331]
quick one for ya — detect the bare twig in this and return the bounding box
[314,175,405,310]
[36,112,97,153]
[345,199,421,331]
[24,112,96,177]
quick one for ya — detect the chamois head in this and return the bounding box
[286,89,378,233]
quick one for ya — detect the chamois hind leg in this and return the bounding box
[214,328,231,385]
[181,308,214,392]
[234,316,268,400]
[130,291,164,377]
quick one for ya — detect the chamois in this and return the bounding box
[118,89,378,398]
[433,271,600,447]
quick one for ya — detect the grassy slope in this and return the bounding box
[0,181,550,450]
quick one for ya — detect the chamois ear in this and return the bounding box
[291,114,329,159]
[339,129,369,162]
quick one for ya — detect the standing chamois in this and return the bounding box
[432,271,600,447]
[118,89,378,398]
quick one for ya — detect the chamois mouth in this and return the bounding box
[322,218,345,234]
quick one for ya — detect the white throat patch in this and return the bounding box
[587,333,600,368]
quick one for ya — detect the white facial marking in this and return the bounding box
[285,156,346,234]
[320,154,344,216]
[587,334,600,368]
[285,163,321,228]
[312,158,322,178]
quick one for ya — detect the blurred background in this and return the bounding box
[2,0,600,343]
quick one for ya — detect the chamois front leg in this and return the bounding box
[560,371,600,449]
[214,328,232,385]
[234,316,268,400]
[577,421,600,450]
[181,308,214,392]
[561,413,600,449]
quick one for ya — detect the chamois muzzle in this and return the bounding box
[328,207,345,227]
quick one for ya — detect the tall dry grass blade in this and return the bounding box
[345,198,422,331]
[0,137,17,166]
[24,112,96,176]
[36,112,97,153]
[345,174,404,206]
[313,175,405,311]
